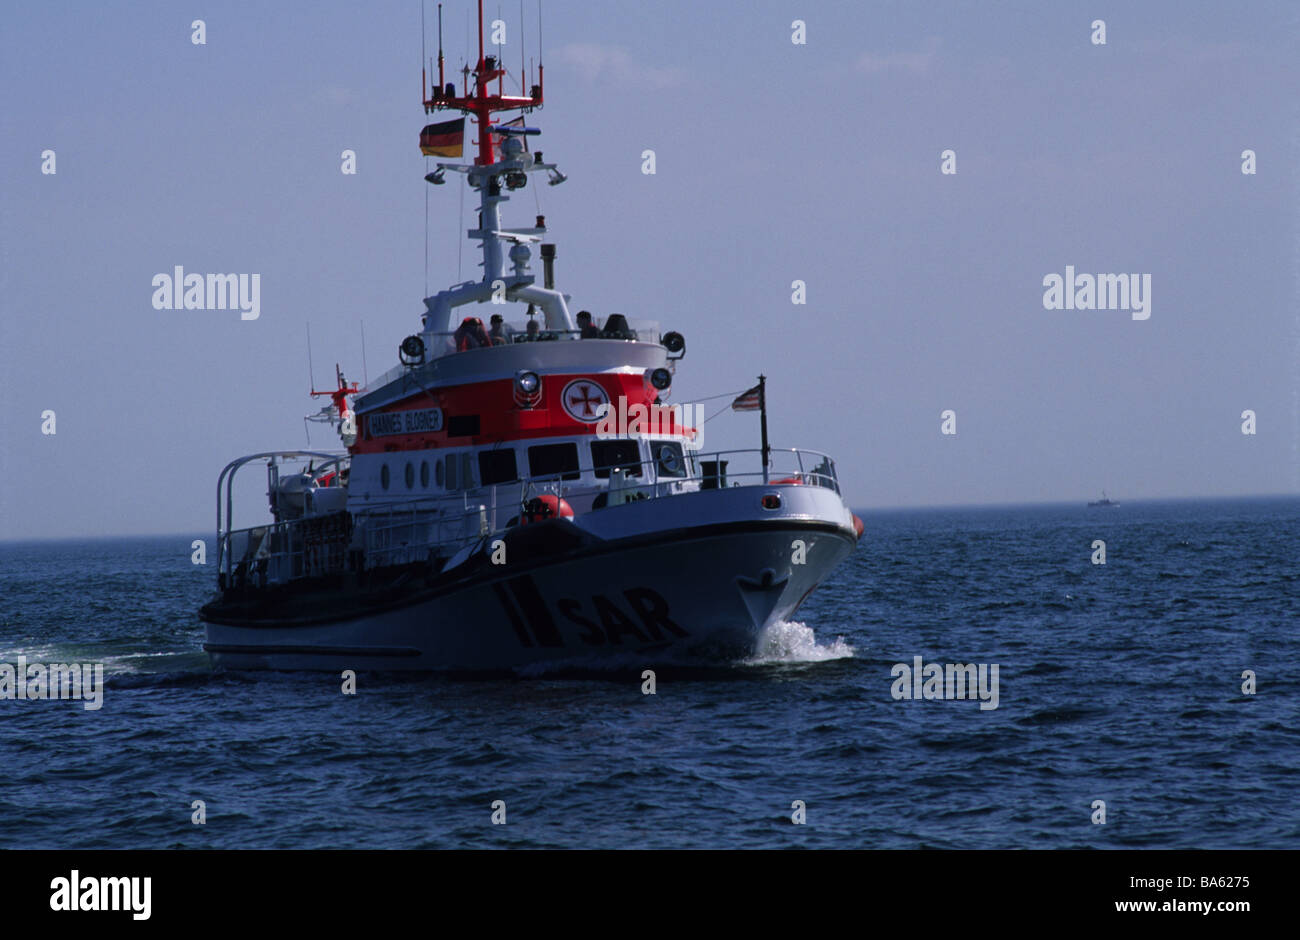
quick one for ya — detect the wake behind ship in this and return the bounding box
[198,1,862,671]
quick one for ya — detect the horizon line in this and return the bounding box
[2,491,1297,545]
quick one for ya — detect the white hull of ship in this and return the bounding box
[205,522,856,672]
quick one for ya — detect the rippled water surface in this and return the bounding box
[2,497,1297,848]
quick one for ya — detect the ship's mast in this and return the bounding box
[419,0,569,344]
[308,364,360,446]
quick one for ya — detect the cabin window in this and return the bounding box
[404,462,415,489]
[528,442,580,481]
[448,414,480,437]
[380,463,390,491]
[420,460,430,488]
[478,449,519,486]
[590,439,642,478]
[446,453,459,490]
[460,453,477,489]
[653,441,686,479]
[435,458,445,488]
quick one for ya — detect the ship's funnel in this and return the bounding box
[540,243,556,290]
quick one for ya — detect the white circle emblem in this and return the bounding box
[561,379,609,423]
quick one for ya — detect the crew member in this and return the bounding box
[488,313,510,345]
[454,316,491,351]
[576,310,600,338]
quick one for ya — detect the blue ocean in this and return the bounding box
[2,496,1296,849]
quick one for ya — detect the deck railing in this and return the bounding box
[361,317,662,393]
[215,447,838,588]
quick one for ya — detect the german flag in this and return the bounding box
[420,118,464,157]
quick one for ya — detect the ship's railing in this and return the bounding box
[387,446,838,522]
[423,327,583,360]
[363,317,663,391]
[359,501,489,568]
[329,445,837,533]
[425,316,661,358]
[365,362,412,395]
[538,446,841,504]
[215,450,348,585]
[221,517,334,588]
[345,446,838,567]
[215,446,839,589]
[220,500,491,587]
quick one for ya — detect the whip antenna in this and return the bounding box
[360,320,369,386]
[306,322,316,393]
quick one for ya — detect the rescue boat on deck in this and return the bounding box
[198,2,862,670]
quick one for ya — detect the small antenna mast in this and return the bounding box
[421,0,427,102]
[360,320,370,386]
[306,322,317,392]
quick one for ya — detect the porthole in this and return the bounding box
[380,463,390,490]
[420,461,430,488]
[405,462,415,489]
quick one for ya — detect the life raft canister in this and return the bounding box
[520,494,575,525]
[852,514,865,540]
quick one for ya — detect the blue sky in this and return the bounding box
[2,1,1297,539]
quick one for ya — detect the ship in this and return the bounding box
[198,1,863,671]
[1088,491,1120,508]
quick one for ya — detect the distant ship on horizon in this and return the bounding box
[1088,491,1120,508]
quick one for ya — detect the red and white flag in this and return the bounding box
[731,384,762,412]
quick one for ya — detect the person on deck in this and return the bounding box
[488,314,510,345]
[454,316,492,351]
[576,310,600,338]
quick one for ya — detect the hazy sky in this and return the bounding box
[2,0,1296,539]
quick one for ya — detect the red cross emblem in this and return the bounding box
[561,379,609,423]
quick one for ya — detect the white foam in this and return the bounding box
[742,619,856,664]
[0,645,203,676]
